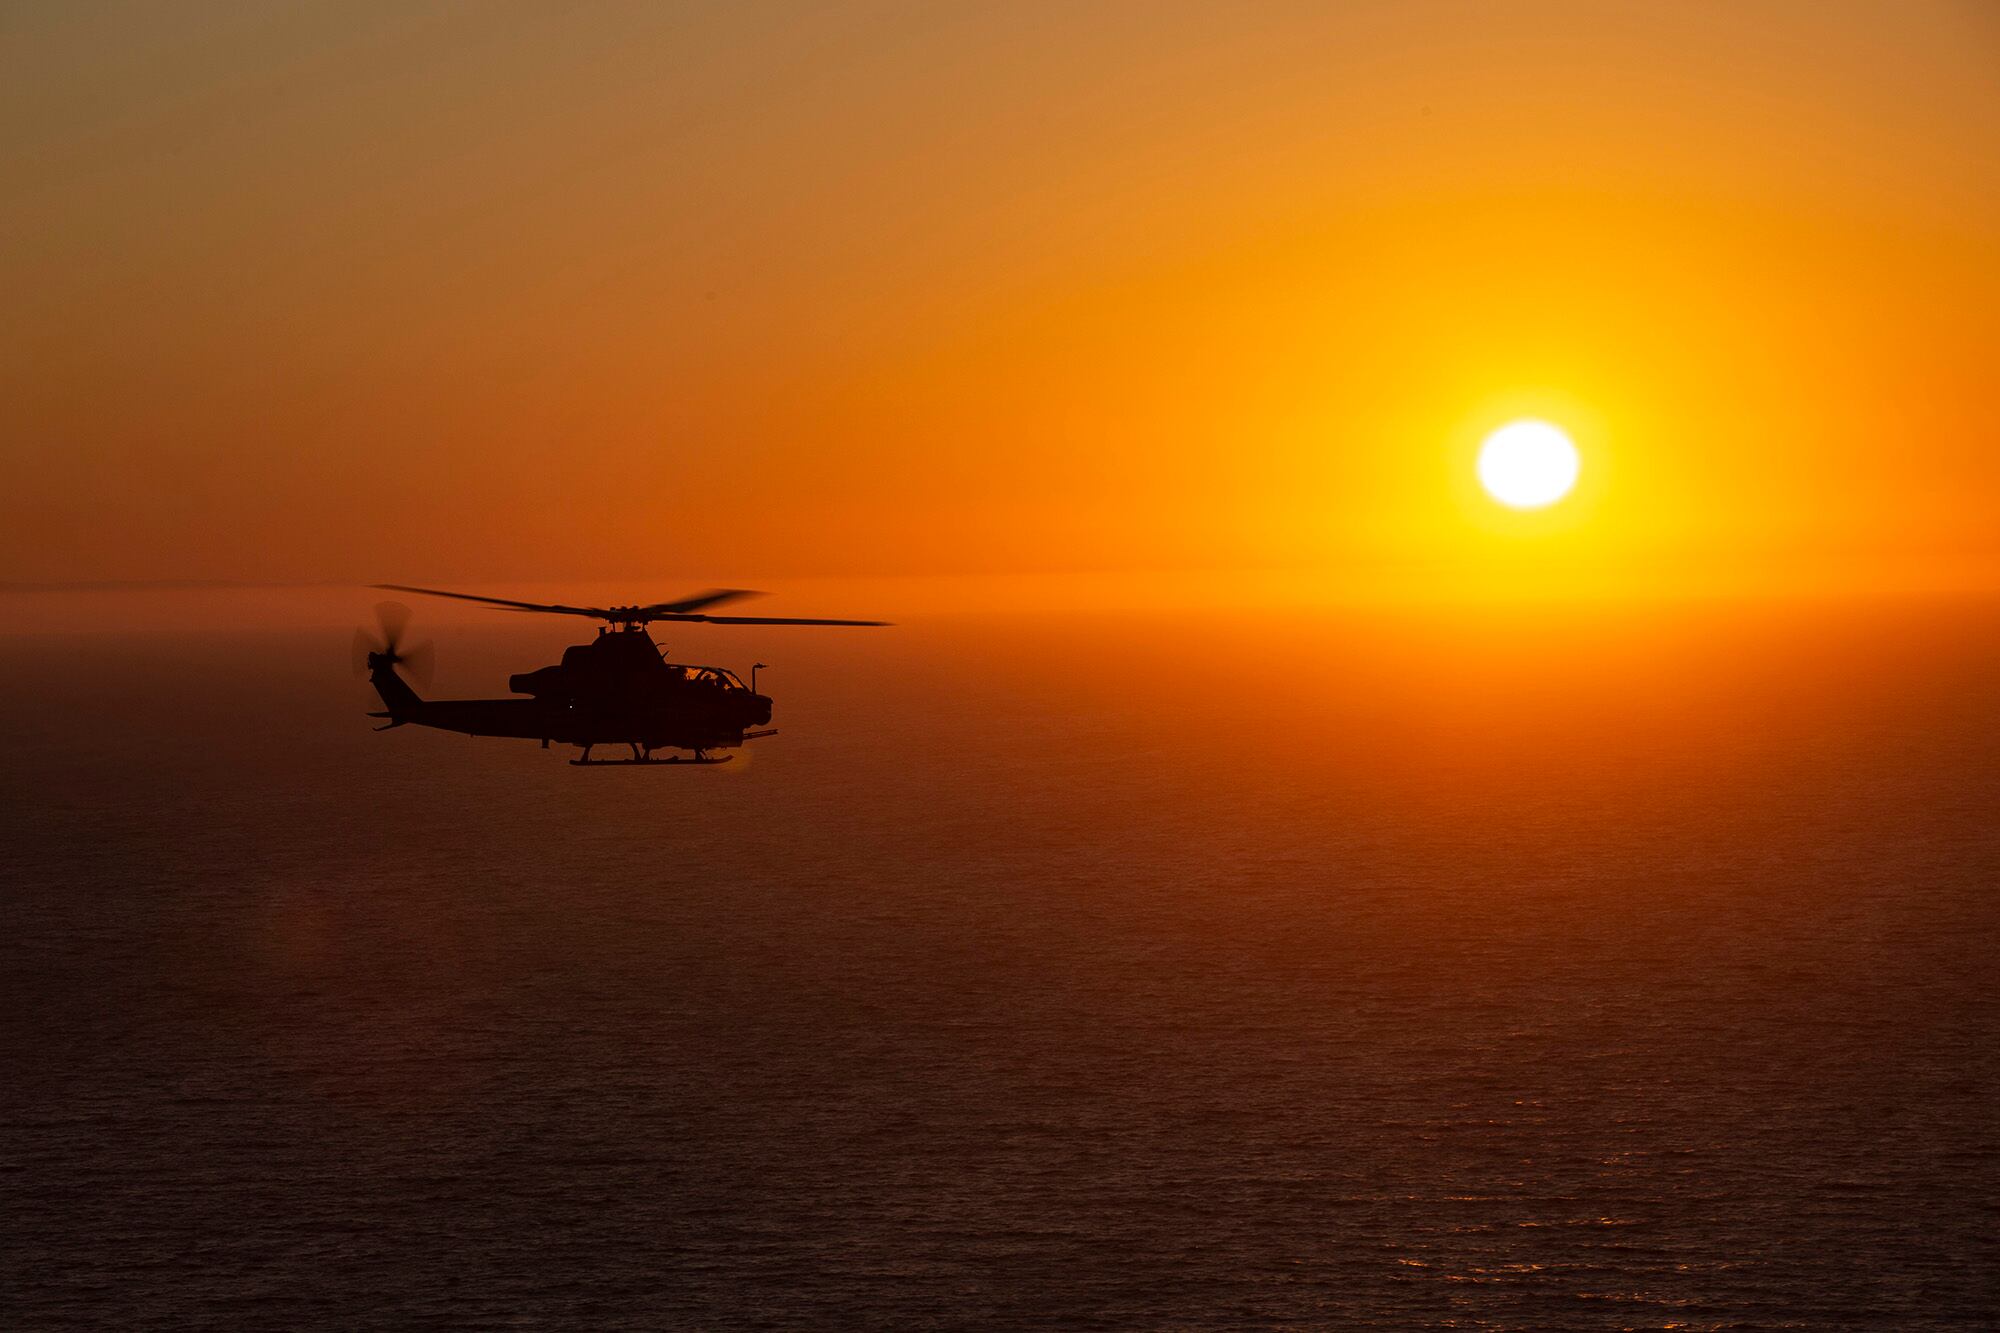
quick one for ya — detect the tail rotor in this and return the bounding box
[352,600,434,691]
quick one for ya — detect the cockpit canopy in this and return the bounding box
[665,664,747,691]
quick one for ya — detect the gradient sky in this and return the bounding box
[5,1,1996,596]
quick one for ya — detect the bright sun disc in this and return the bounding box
[1477,420,1579,509]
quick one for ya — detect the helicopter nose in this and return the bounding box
[751,694,773,726]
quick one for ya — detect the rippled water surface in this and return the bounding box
[4,601,1996,1328]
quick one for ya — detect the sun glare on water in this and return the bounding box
[1478,420,1580,509]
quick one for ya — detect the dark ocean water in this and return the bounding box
[3,601,1996,1329]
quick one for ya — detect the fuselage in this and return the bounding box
[369,625,773,755]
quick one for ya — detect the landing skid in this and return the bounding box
[570,753,733,767]
[568,730,773,767]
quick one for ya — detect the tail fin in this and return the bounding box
[369,656,422,718]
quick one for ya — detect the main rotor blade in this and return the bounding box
[666,613,892,627]
[635,588,763,617]
[373,584,611,619]
[372,583,886,626]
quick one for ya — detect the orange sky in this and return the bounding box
[4,1,1996,599]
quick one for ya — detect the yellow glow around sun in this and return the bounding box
[1477,420,1580,509]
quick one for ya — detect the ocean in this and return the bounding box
[3,597,1995,1328]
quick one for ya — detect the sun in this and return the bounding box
[1477,420,1579,509]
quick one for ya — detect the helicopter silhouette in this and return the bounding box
[356,584,887,766]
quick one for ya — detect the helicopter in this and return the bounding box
[355,584,887,766]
